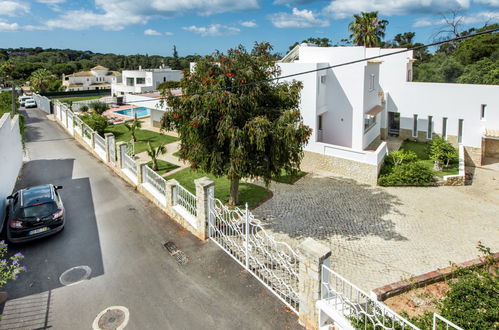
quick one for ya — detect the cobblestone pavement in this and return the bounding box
[253,167,499,291]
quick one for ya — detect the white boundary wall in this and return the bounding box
[0,114,23,220]
[32,93,51,114]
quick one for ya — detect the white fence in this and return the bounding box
[94,133,107,161]
[318,265,462,330]
[433,314,463,330]
[142,165,167,203]
[208,198,300,313]
[32,93,51,114]
[121,149,138,184]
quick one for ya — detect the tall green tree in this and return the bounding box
[29,68,56,93]
[171,45,181,70]
[146,142,167,171]
[348,11,388,47]
[124,115,142,142]
[161,43,312,205]
[288,37,332,51]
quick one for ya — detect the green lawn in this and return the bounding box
[105,123,178,154]
[173,151,181,158]
[57,95,108,103]
[146,160,179,175]
[273,169,307,184]
[400,140,459,177]
[164,168,271,208]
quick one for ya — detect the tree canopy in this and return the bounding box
[348,11,388,47]
[288,37,332,51]
[160,42,312,205]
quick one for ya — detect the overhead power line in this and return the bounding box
[125,27,499,105]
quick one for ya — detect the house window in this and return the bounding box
[427,116,433,139]
[481,104,486,120]
[442,117,447,140]
[136,77,145,85]
[458,119,464,143]
[163,77,166,82]
[369,74,375,91]
[318,115,323,130]
[407,69,412,82]
[126,77,134,86]
[364,115,376,132]
[413,114,418,137]
[320,75,327,84]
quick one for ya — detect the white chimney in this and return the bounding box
[139,65,142,71]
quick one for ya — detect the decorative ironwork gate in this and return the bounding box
[208,196,300,313]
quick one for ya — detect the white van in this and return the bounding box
[18,95,32,107]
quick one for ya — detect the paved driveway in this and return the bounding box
[254,169,499,291]
[0,108,300,330]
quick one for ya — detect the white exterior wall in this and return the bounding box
[363,63,382,149]
[389,82,499,147]
[0,114,23,221]
[112,69,182,95]
[63,70,118,91]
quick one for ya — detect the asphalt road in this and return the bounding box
[0,108,301,330]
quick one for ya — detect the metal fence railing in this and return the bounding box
[81,123,93,145]
[122,152,138,180]
[94,133,106,151]
[142,165,167,196]
[174,184,197,217]
[321,264,419,329]
[433,314,463,330]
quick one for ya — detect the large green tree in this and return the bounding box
[161,43,312,205]
[29,68,56,93]
[348,12,388,47]
[288,37,332,51]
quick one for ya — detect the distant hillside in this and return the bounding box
[0,47,200,81]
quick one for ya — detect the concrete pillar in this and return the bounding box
[297,238,331,330]
[91,132,96,149]
[117,142,127,169]
[64,108,69,128]
[137,162,148,184]
[165,179,179,211]
[194,177,215,240]
[104,133,114,163]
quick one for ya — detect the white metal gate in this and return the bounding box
[208,196,300,313]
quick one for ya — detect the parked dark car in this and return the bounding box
[6,184,65,243]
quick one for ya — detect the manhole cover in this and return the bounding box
[59,266,92,286]
[92,306,129,330]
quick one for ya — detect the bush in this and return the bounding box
[428,137,458,168]
[80,113,108,136]
[386,150,418,167]
[378,161,434,186]
[80,105,89,112]
[158,81,181,90]
[88,101,109,114]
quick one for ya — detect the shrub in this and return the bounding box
[428,137,458,168]
[0,240,26,287]
[158,81,181,90]
[80,113,108,136]
[386,150,418,167]
[88,101,109,114]
[80,105,89,112]
[378,161,434,186]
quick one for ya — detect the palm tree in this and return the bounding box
[348,12,388,47]
[29,69,55,93]
[146,142,166,171]
[124,115,142,142]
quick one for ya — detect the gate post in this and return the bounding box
[194,177,214,241]
[165,179,179,212]
[297,238,331,330]
[116,142,127,169]
[104,133,114,163]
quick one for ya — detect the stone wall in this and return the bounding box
[464,145,482,167]
[301,150,379,185]
[484,138,499,158]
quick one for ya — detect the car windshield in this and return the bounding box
[20,202,57,218]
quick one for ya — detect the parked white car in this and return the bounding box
[18,95,32,107]
[24,99,37,108]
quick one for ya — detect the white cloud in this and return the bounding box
[164,31,173,36]
[0,19,19,31]
[324,0,471,19]
[36,0,65,3]
[144,28,161,36]
[274,0,327,3]
[183,24,240,36]
[44,9,140,30]
[269,8,330,28]
[413,10,499,27]
[241,20,258,27]
[0,1,30,17]
[475,0,499,6]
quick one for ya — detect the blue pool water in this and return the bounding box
[114,107,151,118]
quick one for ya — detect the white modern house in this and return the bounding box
[62,66,121,91]
[111,66,182,96]
[277,44,499,184]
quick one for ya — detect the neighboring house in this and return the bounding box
[111,66,182,96]
[62,66,121,91]
[277,44,499,184]
[124,89,181,127]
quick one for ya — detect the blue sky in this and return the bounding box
[0,0,497,57]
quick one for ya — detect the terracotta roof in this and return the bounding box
[366,104,384,117]
[68,83,84,87]
[67,71,93,77]
[91,65,109,71]
[106,71,121,77]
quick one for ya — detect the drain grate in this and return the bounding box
[59,266,92,286]
[163,241,188,265]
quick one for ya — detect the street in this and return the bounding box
[0,108,300,330]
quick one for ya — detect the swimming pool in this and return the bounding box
[114,107,151,118]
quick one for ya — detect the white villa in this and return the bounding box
[126,45,499,184]
[62,66,121,92]
[111,66,182,96]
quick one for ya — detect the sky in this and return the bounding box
[0,0,498,57]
